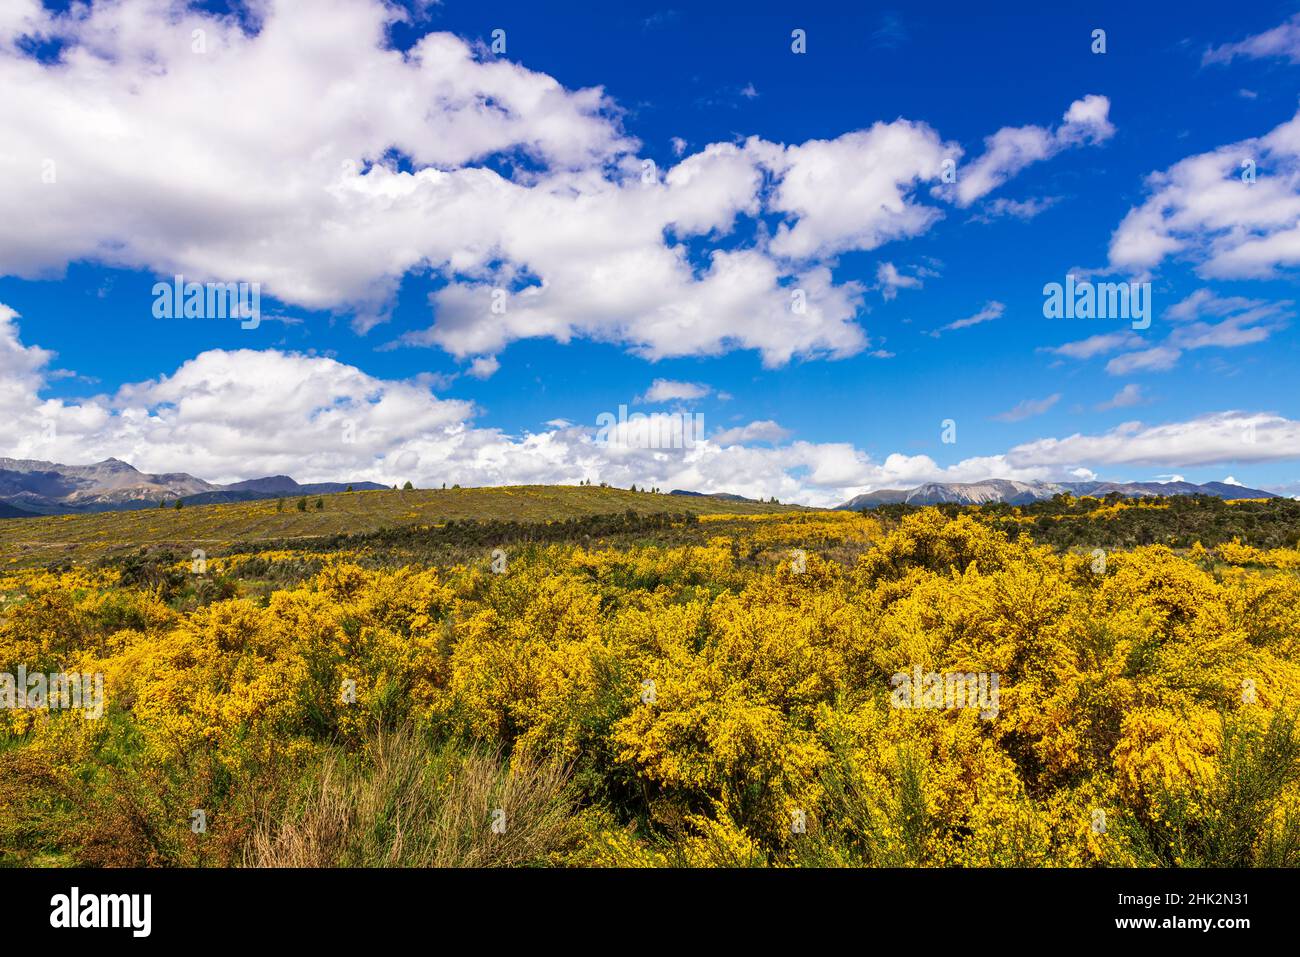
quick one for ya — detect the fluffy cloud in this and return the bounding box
[763,120,951,260]
[948,95,1113,207]
[0,304,55,418]
[8,302,1293,505]
[875,261,927,300]
[466,356,500,380]
[0,1,862,367]
[411,245,871,367]
[0,2,1115,369]
[1108,109,1300,278]
[1007,411,1300,469]
[636,379,712,403]
[762,97,1111,260]
[8,349,476,487]
[1204,14,1300,65]
[0,304,866,502]
[0,0,632,307]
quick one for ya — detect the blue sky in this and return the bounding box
[1,0,1299,504]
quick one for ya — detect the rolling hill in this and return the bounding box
[0,483,804,567]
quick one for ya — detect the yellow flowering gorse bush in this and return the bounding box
[2,509,1299,867]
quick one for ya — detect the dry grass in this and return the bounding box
[246,728,585,868]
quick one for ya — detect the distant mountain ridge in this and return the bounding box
[838,478,1279,510]
[0,457,386,517]
[668,489,760,503]
[0,462,1283,519]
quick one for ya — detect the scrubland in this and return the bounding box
[2,492,1299,867]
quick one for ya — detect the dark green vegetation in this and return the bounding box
[241,509,706,554]
[874,494,1300,550]
[89,509,865,606]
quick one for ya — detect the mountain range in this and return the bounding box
[0,460,1285,519]
[0,457,387,517]
[838,478,1280,510]
[668,489,762,503]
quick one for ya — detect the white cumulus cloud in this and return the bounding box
[1108,109,1300,279]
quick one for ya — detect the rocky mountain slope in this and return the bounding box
[0,457,385,516]
[839,478,1279,509]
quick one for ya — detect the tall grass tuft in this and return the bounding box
[246,728,584,867]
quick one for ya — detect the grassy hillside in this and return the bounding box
[0,485,804,567]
